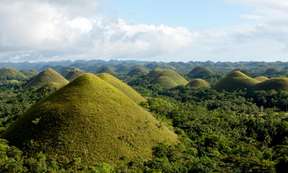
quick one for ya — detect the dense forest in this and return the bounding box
[0,61,288,173]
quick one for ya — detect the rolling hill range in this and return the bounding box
[25,68,69,89]
[254,78,288,91]
[215,70,259,91]
[148,69,189,89]
[98,73,146,103]
[4,73,177,164]
[0,68,27,80]
[188,79,210,89]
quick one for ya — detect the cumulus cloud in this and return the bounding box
[1,0,288,62]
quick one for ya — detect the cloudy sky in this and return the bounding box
[1,0,288,62]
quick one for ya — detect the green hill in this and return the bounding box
[0,68,27,80]
[98,73,146,103]
[148,69,189,89]
[97,66,116,76]
[128,66,149,76]
[254,78,288,91]
[188,79,210,89]
[4,73,177,164]
[188,67,213,79]
[215,70,259,91]
[255,76,269,82]
[65,68,84,81]
[25,68,68,89]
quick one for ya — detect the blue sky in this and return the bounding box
[1,0,288,62]
[106,0,250,28]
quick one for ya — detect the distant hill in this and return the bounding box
[0,68,27,80]
[65,68,84,81]
[255,76,269,82]
[128,66,149,76]
[188,79,210,89]
[188,67,213,79]
[148,69,189,89]
[4,73,177,164]
[98,73,146,103]
[215,70,259,91]
[25,68,68,89]
[254,78,288,91]
[96,66,116,76]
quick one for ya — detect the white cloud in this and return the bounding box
[1,0,288,62]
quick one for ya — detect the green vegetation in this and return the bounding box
[255,78,288,91]
[64,68,84,81]
[188,66,213,79]
[127,66,149,76]
[188,79,210,89]
[25,68,68,89]
[4,73,177,165]
[255,76,269,82]
[98,73,146,103]
[148,69,188,89]
[0,68,27,81]
[215,70,259,91]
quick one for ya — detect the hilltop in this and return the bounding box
[65,68,84,81]
[148,69,189,89]
[0,68,27,80]
[215,70,259,91]
[188,79,210,89]
[188,67,213,79]
[25,68,69,89]
[254,77,288,91]
[98,73,146,103]
[255,76,269,82]
[4,73,177,164]
[128,66,149,76]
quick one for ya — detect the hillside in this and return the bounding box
[188,66,213,79]
[148,69,189,89]
[188,79,210,89]
[0,68,27,80]
[254,77,288,91]
[215,70,259,91]
[25,68,69,89]
[255,76,269,82]
[128,66,149,76]
[4,73,177,164]
[98,73,146,103]
[65,68,84,81]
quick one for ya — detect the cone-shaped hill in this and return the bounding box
[25,68,69,89]
[188,79,210,89]
[97,66,116,76]
[0,68,27,80]
[128,66,149,76]
[188,67,213,79]
[65,68,84,81]
[4,73,177,164]
[215,70,259,91]
[255,76,269,82]
[148,69,189,89]
[98,73,146,103]
[254,78,288,91]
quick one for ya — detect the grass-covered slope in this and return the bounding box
[65,68,84,81]
[254,78,288,91]
[215,70,259,91]
[25,68,69,89]
[0,68,27,80]
[148,69,189,89]
[188,79,210,89]
[255,76,269,82]
[128,66,149,76]
[4,73,177,164]
[188,66,213,79]
[98,73,146,103]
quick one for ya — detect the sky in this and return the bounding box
[0,0,288,62]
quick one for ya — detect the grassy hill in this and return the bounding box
[25,68,68,89]
[97,66,116,76]
[255,76,269,82]
[0,68,27,80]
[188,79,210,89]
[65,68,84,81]
[254,77,288,91]
[4,73,177,164]
[128,66,149,76]
[148,69,189,89]
[188,67,213,79]
[215,70,259,91]
[98,73,146,103]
